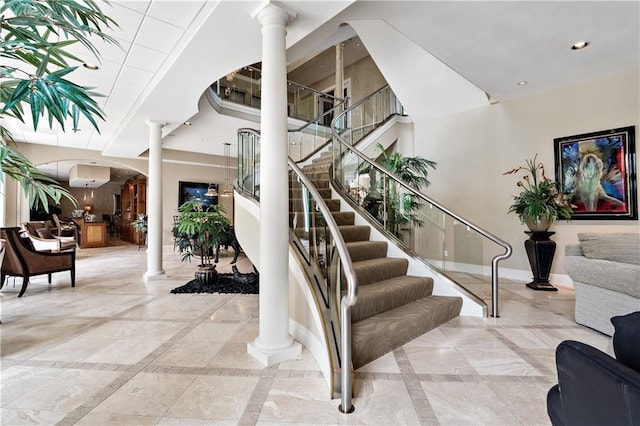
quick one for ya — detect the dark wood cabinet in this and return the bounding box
[121,178,146,244]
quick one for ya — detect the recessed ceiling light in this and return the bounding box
[83,63,99,70]
[571,40,590,50]
[517,80,528,86]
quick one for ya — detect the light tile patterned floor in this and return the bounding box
[1,243,611,425]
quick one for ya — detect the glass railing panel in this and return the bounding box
[288,101,346,163]
[338,86,403,146]
[238,129,260,199]
[212,65,344,122]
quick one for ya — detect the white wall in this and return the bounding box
[414,67,640,278]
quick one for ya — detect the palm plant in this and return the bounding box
[173,201,230,267]
[1,0,118,210]
[358,143,437,239]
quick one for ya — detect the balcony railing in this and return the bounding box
[212,65,345,123]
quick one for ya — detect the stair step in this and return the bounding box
[290,187,332,199]
[351,295,463,369]
[289,211,354,227]
[303,164,331,173]
[290,198,340,211]
[338,225,371,242]
[304,170,330,180]
[346,241,388,262]
[352,275,434,322]
[310,178,330,188]
[352,257,409,286]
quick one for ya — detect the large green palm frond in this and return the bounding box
[0,0,119,211]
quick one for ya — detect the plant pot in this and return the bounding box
[525,216,553,233]
[195,264,218,285]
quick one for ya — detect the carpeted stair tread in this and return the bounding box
[290,187,332,199]
[290,198,340,211]
[352,257,409,286]
[289,211,354,227]
[351,275,434,322]
[338,225,371,242]
[346,241,388,262]
[351,295,463,369]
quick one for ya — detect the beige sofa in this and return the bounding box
[565,233,640,336]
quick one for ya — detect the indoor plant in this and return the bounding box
[173,201,230,284]
[1,0,118,210]
[503,155,574,231]
[131,213,148,246]
[358,143,437,240]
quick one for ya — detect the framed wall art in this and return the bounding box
[554,126,637,220]
[178,181,218,209]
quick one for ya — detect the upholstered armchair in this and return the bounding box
[52,214,79,241]
[1,227,76,297]
[21,221,76,251]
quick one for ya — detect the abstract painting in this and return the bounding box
[554,126,636,220]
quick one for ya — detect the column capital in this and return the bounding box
[255,1,296,26]
[145,120,166,128]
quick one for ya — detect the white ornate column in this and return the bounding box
[144,120,166,280]
[247,2,301,365]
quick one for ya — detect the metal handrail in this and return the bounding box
[330,92,512,319]
[288,160,358,414]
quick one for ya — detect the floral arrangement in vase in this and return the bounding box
[503,155,574,231]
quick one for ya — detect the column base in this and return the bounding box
[143,271,166,281]
[247,339,302,366]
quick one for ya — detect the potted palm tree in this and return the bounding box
[358,143,437,240]
[173,201,230,284]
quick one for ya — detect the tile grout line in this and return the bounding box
[55,295,239,425]
[393,347,440,425]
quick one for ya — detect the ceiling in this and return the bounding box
[4,1,639,165]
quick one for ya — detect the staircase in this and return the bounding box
[295,149,463,369]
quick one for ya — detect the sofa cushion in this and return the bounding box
[578,233,640,266]
[611,311,640,372]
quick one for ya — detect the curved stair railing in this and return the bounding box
[237,126,358,413]
[331,88,513,319]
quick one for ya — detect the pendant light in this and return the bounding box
[220,142,233,197]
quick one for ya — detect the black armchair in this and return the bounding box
[547,312,640,426]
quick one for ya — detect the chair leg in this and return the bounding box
[48,272,52,283]
[71,266,76,288]
[18,276,29,297]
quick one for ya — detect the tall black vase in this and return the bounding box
[524,231,557,291]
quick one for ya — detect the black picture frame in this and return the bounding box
[554,126,637,220]
[178,181,218,209]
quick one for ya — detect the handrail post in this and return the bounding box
[339,299,354,413]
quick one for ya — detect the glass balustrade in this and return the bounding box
[331,86,511,318]
[212,65,344,123]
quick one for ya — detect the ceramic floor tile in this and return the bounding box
[91,372,196,417]
[7,369,121,412]
[404,346,477,375]
[164,375,259,421]
[0,407,68,425]
[422,381,521,425]
[258,377,340,424]
[0,244,610,425]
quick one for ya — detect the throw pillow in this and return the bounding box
[578,233,640,266]
[611,311,640,372]
[36,227,54,239]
